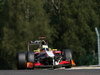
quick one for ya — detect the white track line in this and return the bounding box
[65,66,100,70]
[54,66,100,70]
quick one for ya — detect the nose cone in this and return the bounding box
[46,51,55,57]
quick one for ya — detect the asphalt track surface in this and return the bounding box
[0,69,100,75]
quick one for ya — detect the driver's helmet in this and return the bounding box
[42,45,48,48]
[41,45,49,51]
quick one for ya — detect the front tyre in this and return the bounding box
[62,49,72,68]
[16,52,27,69]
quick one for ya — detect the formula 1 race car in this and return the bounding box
[16,37,75,69]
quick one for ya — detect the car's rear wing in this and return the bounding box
[27,39,48,51]
[28,40,41,51]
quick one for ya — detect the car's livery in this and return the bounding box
[17,38,75,69]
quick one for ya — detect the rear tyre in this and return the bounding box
[27,52,35,63]
[62,49,72,68]
[17,52,27,69]
[26,52,35,69]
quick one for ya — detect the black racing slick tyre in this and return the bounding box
[62,49,72,68]
[27,52,35,63]
[17,52,27,69]
[62,49,72,61]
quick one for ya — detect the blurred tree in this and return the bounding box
[44,0,99,65]
[0,0,51,69]
[0,0,100,69]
